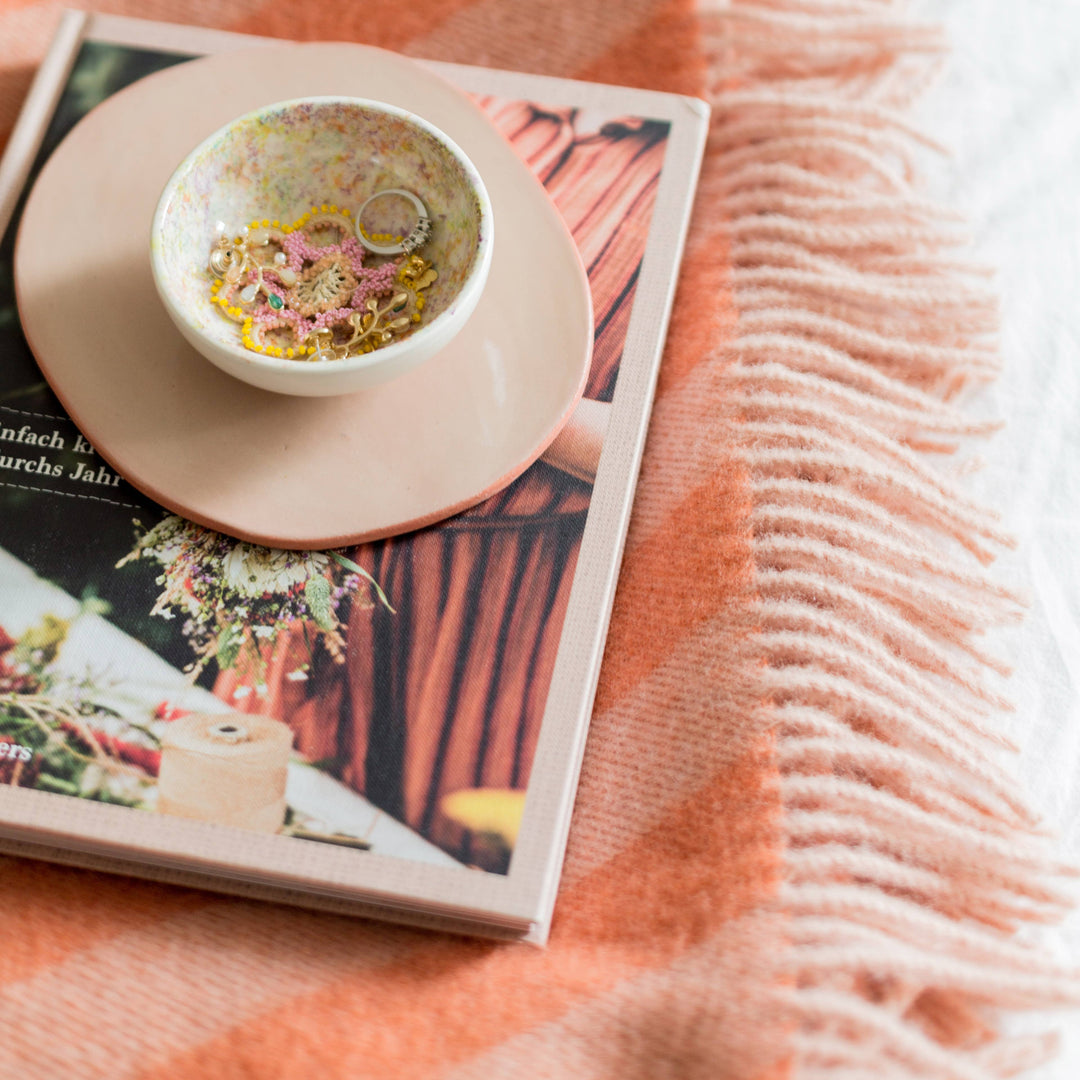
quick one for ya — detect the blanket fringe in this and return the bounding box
[699,1,1080,1075]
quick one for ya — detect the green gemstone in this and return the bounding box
[268,293,284,310]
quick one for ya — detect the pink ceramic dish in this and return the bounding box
[152,96,493,396]
[15,44,592,549]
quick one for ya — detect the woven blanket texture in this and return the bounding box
[0,1,1077,1078]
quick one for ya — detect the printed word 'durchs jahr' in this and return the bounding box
[0,452,120,486]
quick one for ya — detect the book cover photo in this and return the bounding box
[0,32,681,906]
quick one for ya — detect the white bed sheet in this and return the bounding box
[916,0,1080,1069]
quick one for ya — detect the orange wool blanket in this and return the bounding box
[0,2,1076,1078]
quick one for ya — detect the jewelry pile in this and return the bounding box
[208,189,438,361]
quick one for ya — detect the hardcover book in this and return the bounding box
[0,11,708,941]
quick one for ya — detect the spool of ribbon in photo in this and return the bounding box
[157,712,293,833]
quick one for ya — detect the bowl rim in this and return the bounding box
[150,93,494,377]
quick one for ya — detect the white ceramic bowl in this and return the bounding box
[151,96,493,396]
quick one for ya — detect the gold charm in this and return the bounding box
[208,198,438,362]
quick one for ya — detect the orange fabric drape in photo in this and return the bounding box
[227,110,674,860]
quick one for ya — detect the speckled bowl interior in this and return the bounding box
[153,96,488,363]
